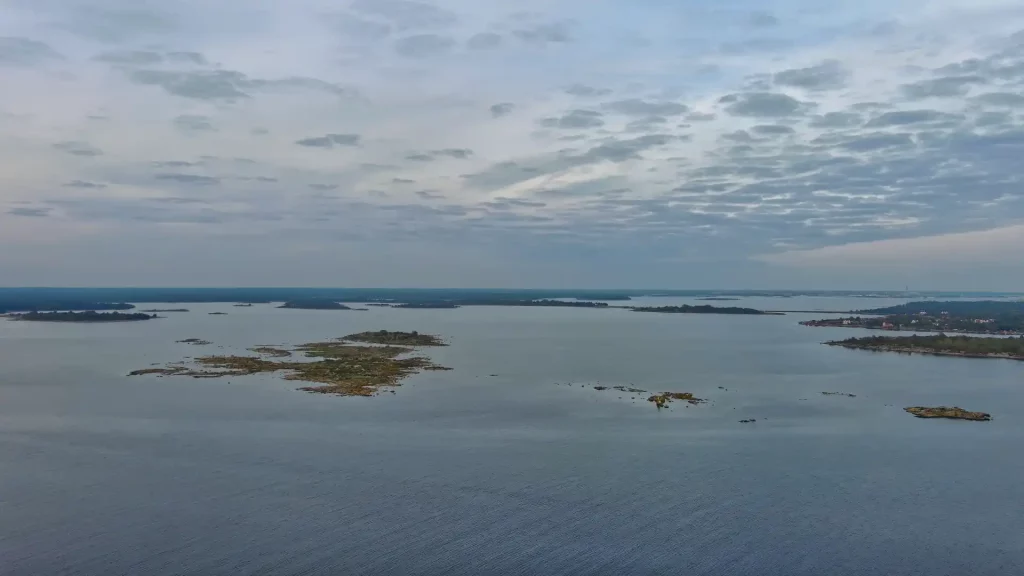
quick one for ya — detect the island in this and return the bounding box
[825,334,1024,360]
[904,406,992,421]
[177,338,211,345]
[342,330,447,346]
[10,311,158,322]
[648,392,706,409]
[233,303,254,307]
[631,305,778,315]
[697,297,740,301]
[248,346,291,357]
[801,313,1024,335]
[278,300,353,310]
[208,312,228,315]
[130,333,450,397]
[393,302,461,309]
[141,309,189,313]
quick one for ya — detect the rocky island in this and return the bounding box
[648,392,706,409]
[825,334,1024,360]
[342,330,446,346]
[904,406,992,421]
[130,332,450,397]
[10,311,158,322]
[631,305,779,315]
[278,300,353,310]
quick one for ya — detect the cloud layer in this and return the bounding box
[2,0,1024,288]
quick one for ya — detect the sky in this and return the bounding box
[2,0,1024,290]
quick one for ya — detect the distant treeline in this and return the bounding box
[631,305,772,315]
[857,300,1024,316]
[12,311,157,322]
[828,334,1024,358]
[0,300,133,314]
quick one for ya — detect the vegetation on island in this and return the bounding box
[141,309,189,313]
[697,297,740,301]
[208,312,228,315]
[825,334,1024,360]
[278,300,353,310]
[10,311,157,322]
[177,338,211,345]
[392,302,461,309]
[631,305,778,315]
[857,300,1024,317]
[130,332,450,396]
[648,392,706,409]
[904,406,992,421]
[802,313,1024,335]
[342,330,447,346]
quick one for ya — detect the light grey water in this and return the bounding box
[2,298,1023,575]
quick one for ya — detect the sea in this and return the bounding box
[2,296,1023,575]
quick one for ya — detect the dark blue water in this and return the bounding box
[2,298,1023,575]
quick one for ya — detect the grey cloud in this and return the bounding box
[625,115,668,132]
[490,102,514,117]
[237,176,278,183]
[416,190,445,200]
[8,207,51,217]
[975,111,1012,127]
[865,110,962,127]
[809,112,862,128]
[64,180,107,189]
[154,173,221,185]
[94,50,163,65]
[129,69,250,100]
[53,141,103,157]
[153,160,200,168]
[349,0,457,30]
[393,178,415,184]
[539,109,604,129]
[55,6,177,43]
[513,21,573,44]
[433,148,473,159]
[167,51,207,65]
[902,75,987,99]
[720,39,792,55]
[836,133,915,151]
[309,183,339,191]
[577,134,672,163]
[566,84,612,97]
[749,11,779,27]
[722,92,810,117]
[395,34,455,57]
[330,13,392,41]
[751,124,795,136]
[973,92,1024,107]
[296,133,361,148]
[686,112,716,122]
[467,33,502,50]
[251,128,270,136]
[603,99,688,116]
[406,153,435,161]
[774,60,847,90]
[0,37,63,66]
[173,114,215,133]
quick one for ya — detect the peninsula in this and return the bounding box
[825,334,1024,360]
[904,406,992,421]
[10,311,158,322]
[802,312,1024,335]
[278,300,353,310]
[631,305,777,315]
[141,308,189,313]
[130,331,450,396]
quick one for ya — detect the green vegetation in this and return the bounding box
[11,311,157,322]
[826,334,1024,359]
[342,330,447,346]
[858,300,1024,316]
[177,338,211,345]
[801,313,1024,335]
[905,407,991,421]
[631,305,777,315]
[648,392,706,409]
[248,346,291,357]
[130,332,450,396]
[278,300,352,310]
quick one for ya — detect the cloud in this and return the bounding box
[751,124,795,136]
[902,75,988,99]
[154,173,221,185]
[773,60,847,90]
[865,110,962,127]
[490,102,514,117]
[295,133,361,148]
[128,69,250,100]
[467,33,502,50]
[8,207,51,217]
[53,141,103,157]
[309,183,339,191]
[64,180,107,189]
[395,34,455,57]
[721,92,810,117]
[539,109,604,129]
[513,21,573,44]
[748,11,779,28]
[349,0,457,30]
[173,114,215,133]
[0,37,63,66]
[809,112,862,128]
[566,84,612,97]
[94,50,163,65]
[602,99,688,116]
[973,92,1024,107]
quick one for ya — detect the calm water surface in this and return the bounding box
[2,297,1023,575]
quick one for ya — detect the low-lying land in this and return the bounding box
[342,330,447,346]
[130,333,449,396]
[10,311,158,322]
[631,305,778,315]
[141,309,189,313]
[648,392,706,409]
[904,406,992,421]
[177,338,211,345]
[825,335,1024,360]
[802,314,1024,335]
[278,300,352,310]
